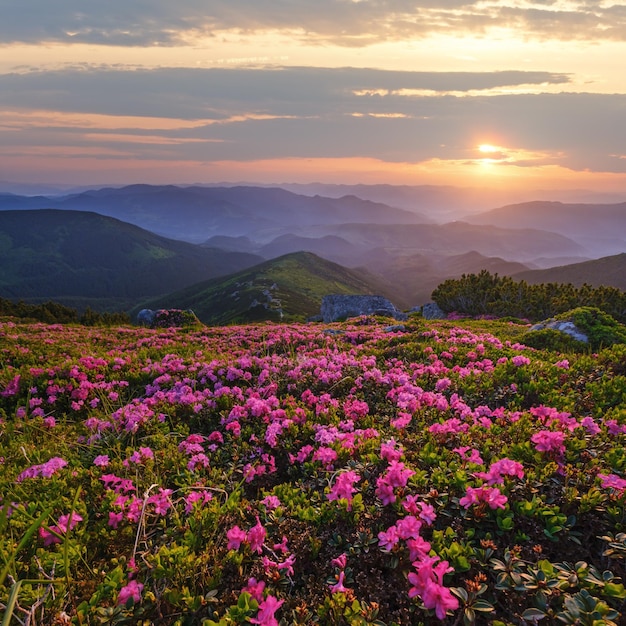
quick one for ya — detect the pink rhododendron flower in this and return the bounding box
[184,490,212,513]
[249,595,284,626]
[17,457,68,481]
[378,525,400,551]
[227,525,247,550]
[396,515,422,539]
[531,430,566,455]
[476,458,524,485]
[40,511,83,546]
[118,580,144,605]
[327,470,360,510]
[460,486,507,510]
[247,518,266,554]
[329,570,350,594]
[108,511,124,528]
[261,495,281,510]
[331,553,348,569]
[243,578,265,602]
[598,473,626,495]
[408,557,458,620]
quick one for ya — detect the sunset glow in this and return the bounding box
[0,2,625,195]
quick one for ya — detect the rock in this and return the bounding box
[384,324,406,333]
[137,308,156,326]
[321,295,407,323]
[418,302,446,320]
[530,319,589,343]
[138,308,201,329]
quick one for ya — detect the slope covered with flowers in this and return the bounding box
[1,317,626,625]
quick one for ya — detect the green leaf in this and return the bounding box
[521,607,547,621]
[473,599,495,612]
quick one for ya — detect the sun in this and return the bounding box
[478,143,499,153]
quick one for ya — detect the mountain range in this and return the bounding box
[1,184,625,323]
[0,185,428,244]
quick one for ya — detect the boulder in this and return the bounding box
[137,308,156,327]
[321,295,407,323]
[417,302,446,320]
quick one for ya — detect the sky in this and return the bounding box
[1,0,626,194]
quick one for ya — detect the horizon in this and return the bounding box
[1,2,626,194]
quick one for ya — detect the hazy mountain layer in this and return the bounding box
[467,200,626,257]
[513,253,626,290]
[0,185,428,244]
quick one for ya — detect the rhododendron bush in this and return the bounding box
[1,317,626,625]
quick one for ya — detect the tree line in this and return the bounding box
[0,298,130,326]
[431,271,626,323]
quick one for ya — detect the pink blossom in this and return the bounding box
[147,488,172,516]
[93,455,110,467]
[408,557,458,620]
[327,470,360,510]
[421,578,459,619]
[476,458,524,485]
[249,595,284,626]
[329,570,350,594]
[407,536,431,561]
[378,525,400,551]
[391,412,412,429]
[375,479,397,506]
[247,518,266,554]
[331,553,348,569]
[531,430,566,455]
[185,490,212,513]
[243,578,265,602]
[581,416,601,435]
[1,374,20,397]
[396,515,422,539]
[227,525,247,550]
[261,495,281,510]
[17,457,68,481]
[380,439,403,462]
[598,473,626,495]
[460,486,507,510]
[118,580,144,605]
[108,511,124,528]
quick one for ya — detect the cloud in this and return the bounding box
[0,66,624,174]
[2,1,626,46]
[0,66,570,118]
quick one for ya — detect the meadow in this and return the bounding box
[1,315,626,625]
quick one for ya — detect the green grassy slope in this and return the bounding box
[134,251,403,324]
[0,209,262,311]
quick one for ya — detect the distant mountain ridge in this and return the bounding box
[467,200,626,257]
[513,253,626,290]
[0,184,429,244]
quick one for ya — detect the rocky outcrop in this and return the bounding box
[137,308,201,329]
[529,319,589,343]
[321,295,407,323]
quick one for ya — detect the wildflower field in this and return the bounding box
[1,316,626,625]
